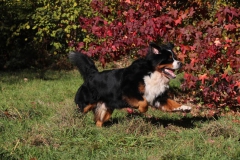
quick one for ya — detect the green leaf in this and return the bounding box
[26,25,30,29]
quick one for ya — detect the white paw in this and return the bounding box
[154,102,161,108]
[174,105,192,111]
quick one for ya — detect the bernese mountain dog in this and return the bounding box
[69,42,191,127]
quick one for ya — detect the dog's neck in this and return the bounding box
[143,71,169,105]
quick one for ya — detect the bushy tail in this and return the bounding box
[69,51,98,81]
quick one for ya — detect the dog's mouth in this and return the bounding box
[163,68,176,79]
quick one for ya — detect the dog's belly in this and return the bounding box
[143,71,169,105]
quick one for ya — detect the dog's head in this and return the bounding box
[146,42,182,79]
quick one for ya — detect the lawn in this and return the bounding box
[0,70,240,160]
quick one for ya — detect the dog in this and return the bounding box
[69,42,191,127]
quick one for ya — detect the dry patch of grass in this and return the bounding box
[202,121,239,138]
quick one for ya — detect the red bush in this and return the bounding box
[74,0,240,109]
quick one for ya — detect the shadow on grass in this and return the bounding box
[104,114,219,129]
[145,115,219,129]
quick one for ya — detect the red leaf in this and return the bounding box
[199,74,208,84]
[221,73,230,82]
[181,13,187,20]
[228,15,233,22]
[165,24,172,28]
[144,2,149,7]
[212,77,219,86]
[190,58,198,66]
[125,0,131,4]
[103,6,110,14]
[188,81,196,88]
[100,56,106,66]
[174,17,182,26]
[77,42,84,49]
[235,81,240,88]
[128,8,135,17]
[236,49,240,55]
[180,45,190,54]
[223,7,231,15]
[216,13,224,23]
[106,30,113,36]
[214,38,221,46]
[224,24,236,31]
[237,96,240,104]
[178,53,187,62]
[184,73,191,80]
[195,31,202,39]
[111,45,117,51]
[184,64,193,71]
[190,46,196,51]
[117,22,122,26]
[188,7,195,16]
[225,37,232,43]
[168,8,178,18]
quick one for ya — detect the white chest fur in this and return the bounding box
[143,71,169,105]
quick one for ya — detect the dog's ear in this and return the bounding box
[149,42,161,54]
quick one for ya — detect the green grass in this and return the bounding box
[1,70,240,160]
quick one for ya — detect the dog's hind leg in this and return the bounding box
[94,102,113,127]
[82,103,96,113]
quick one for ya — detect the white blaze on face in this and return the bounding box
[167,49,181,70]
[172,59,181,70]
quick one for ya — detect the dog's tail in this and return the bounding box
[69,51,98,81]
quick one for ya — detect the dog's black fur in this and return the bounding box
[69,42,187,126]
[70,54,151,110]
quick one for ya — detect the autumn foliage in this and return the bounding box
[73,0,240,109]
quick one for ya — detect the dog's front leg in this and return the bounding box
[161,99,191,111]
